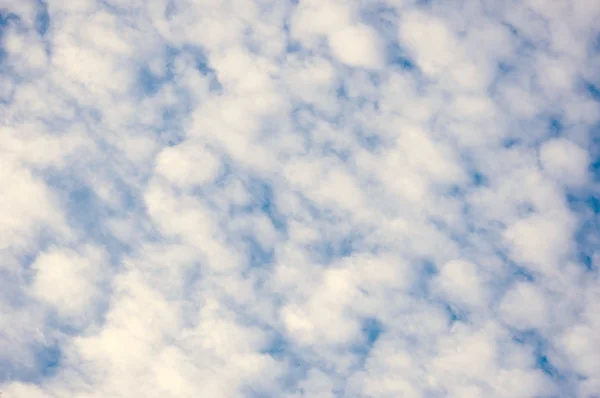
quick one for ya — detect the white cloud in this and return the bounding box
[559,323,600,377]
[432,259,488,310]
[498,281,549,330]
[539,138,590,187]
[290,0,354,44]
[0,156,72,254]
[503,212,577,277]
[29,245,108,319]
[1,0,599,396]
[398,11,460,77]
[1,27,48,73]
[154,141,221,187]
[328,24,385,70]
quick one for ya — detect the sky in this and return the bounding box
[0,0,599,397]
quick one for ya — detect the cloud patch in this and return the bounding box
[1,0,599,397]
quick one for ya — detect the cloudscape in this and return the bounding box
[1,0,599,397]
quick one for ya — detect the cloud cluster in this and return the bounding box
[1,0,599,397]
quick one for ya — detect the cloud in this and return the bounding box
[498,281,549,330]
[1,0,599,397]
[29,244,108,320]
[540,138,590,187]
[328,24,385,70]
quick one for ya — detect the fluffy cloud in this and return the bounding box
[1,0,599,397]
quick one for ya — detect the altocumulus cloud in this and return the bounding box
[0,0,599,397]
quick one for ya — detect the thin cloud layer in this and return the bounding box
[1,0,599,397]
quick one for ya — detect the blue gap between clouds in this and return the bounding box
[232,178,287,234]
[164,0,177,19]
[65,183,134,275]
[136,46,178,96]
[472,171,488,187]
[160,107,186,147]
[591,160,600,183]
[360,4,397,37]
[283,35,302,54]
[0,11,21,27]
[306,233,362,265]
[488,61,516,99]
[36,344,61,378]
[428,217,470,253]
[461,149,490,189]
[593,32,600,54]
[494,248,537,282]
[586,81,600,102]
[350,317,384,366]
[362,317,383,345]
[567,192,600,271]
[282,0,314,55]
[358,3,416,71]
[35,0,50,36]
[225,178,286,269]
[443,303,467,325]
[138,45,221,147]
[292,100,343,136]
[512,330,568,389]
[321,141,351,163]
[512,265,536,282]
[497,62,514,74]
[501,21,542,57]
[548,116,563,138]
[503,137,521,148]
[138,65,164,96]
[0,343,61,384]
[45,173,135,265]
[137,44,220,97]
[256,181,287,233]
[590,123,600,183]
[263,332,288,360]
[336,82,347,101]
[241,236,274,269]
[461,149,490,188]
[352,126,383,152]
[406,259,437,299]
[262,333,311,391]
[386,42,416,71]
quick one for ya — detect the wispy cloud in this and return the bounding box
[1,0,599,397]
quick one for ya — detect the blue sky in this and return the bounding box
[1,0,599,397]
